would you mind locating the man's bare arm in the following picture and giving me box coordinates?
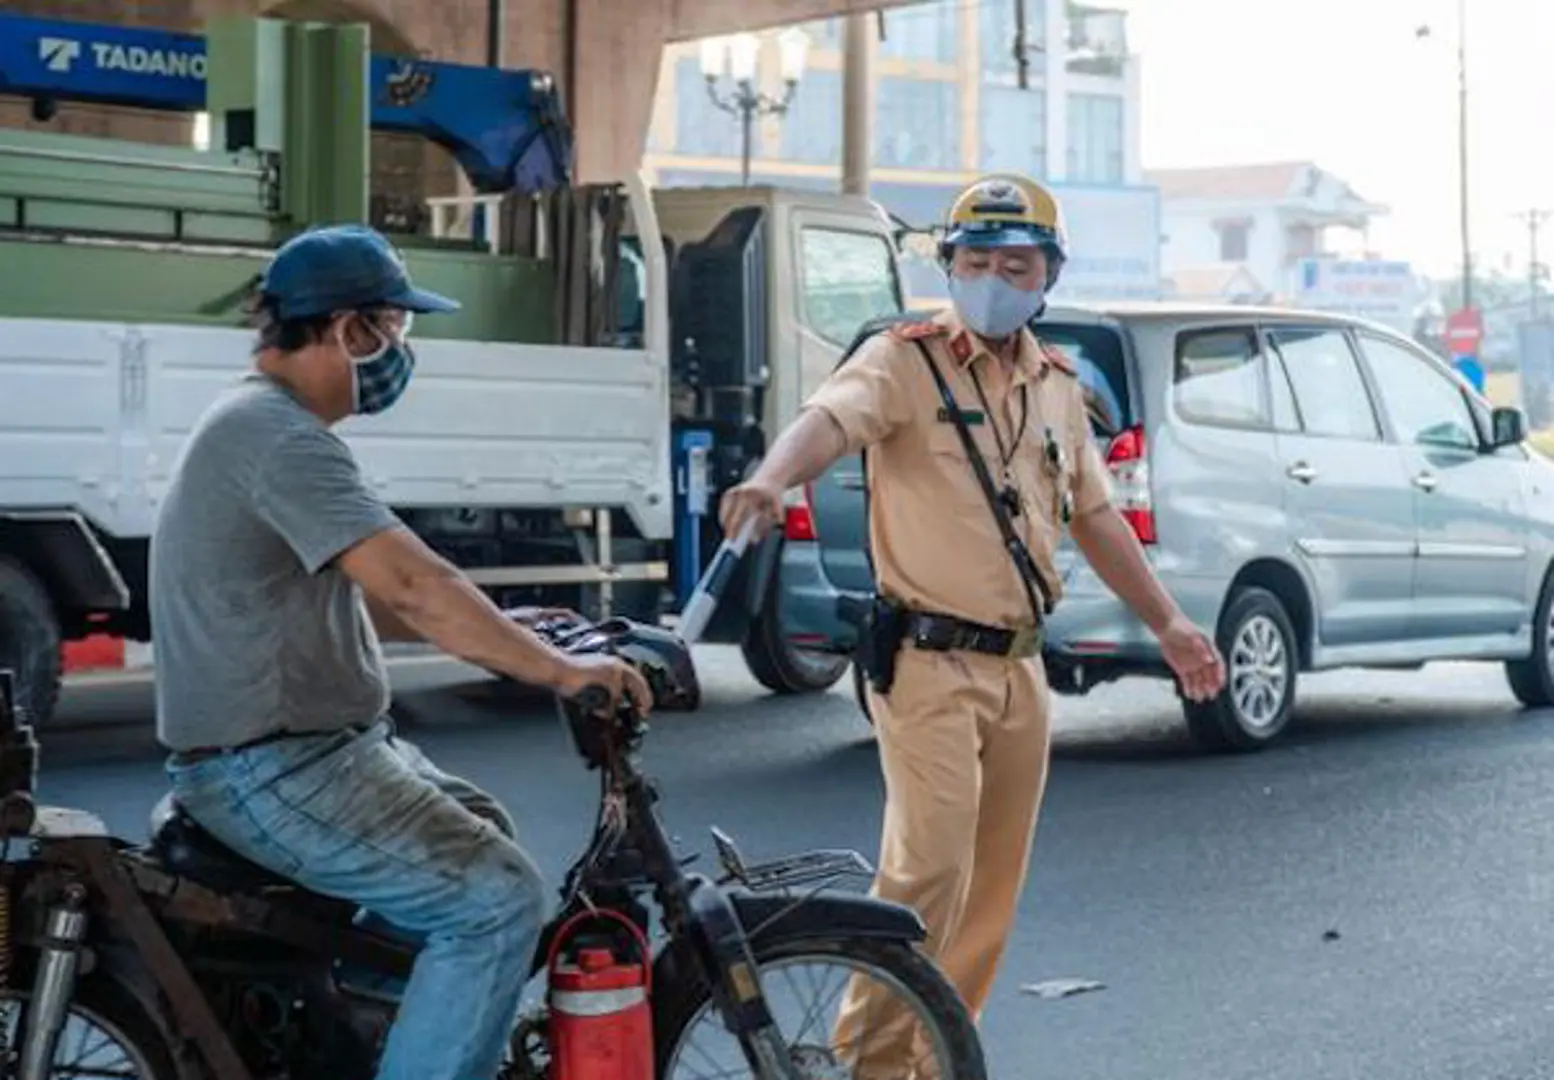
[337,525,568,687]
[750,408,849,490]
[720,409,850,538]
[364,593,423,643]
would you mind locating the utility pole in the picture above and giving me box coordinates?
[1455,0,1471,310]
[1416,0,1472,309]
[1515,209,1554,320]
[840,12,875,196]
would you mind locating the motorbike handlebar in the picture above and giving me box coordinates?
[568,683,614,715]
[558,681,647,770]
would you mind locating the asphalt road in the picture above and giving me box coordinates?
[38,650,1554,1080]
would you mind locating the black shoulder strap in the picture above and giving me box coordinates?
[910,340,1054,623]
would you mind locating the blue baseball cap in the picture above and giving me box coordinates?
[260,224,462,320]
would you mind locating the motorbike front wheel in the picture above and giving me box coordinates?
[653,934,986,1080]
[0,957,178,1078]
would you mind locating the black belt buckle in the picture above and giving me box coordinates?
[1007,625,1044,659]
[909,615,954,652]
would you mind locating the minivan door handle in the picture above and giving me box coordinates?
[1412,471,1439,492]
[1286,461,1318,484]
[836,473,865,491]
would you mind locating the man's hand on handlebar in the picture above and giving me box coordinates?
[504,605,580,628]
[555,654,653,718]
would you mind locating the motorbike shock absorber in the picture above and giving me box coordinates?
[18,883,89,1080]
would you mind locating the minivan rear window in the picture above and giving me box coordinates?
[1034,323,1132,439]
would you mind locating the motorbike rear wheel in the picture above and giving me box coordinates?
[653,934,986,1080]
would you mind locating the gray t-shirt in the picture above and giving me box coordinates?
[150,375,400,752]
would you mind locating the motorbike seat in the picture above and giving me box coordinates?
[147,793,296,894]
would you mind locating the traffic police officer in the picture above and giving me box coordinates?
[719,174,1226,1075]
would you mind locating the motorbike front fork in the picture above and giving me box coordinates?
[701,944,802,1080]
[15,884,89,1080]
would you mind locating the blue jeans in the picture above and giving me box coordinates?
[166,719,547,1080]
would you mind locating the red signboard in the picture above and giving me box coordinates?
[1445,307,1484,356]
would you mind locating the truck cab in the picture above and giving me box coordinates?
[627,185,909,695]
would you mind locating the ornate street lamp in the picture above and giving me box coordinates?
[700,28,810,185]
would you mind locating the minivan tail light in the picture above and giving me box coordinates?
[1105,425,1155,545]
[783,483,817,542]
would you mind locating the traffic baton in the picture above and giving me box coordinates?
[676,518,761,645]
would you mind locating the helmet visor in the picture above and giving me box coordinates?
[946,221,1059,250]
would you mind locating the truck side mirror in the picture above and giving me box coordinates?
[1491,405,1527,448]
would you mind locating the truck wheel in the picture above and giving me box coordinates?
[1182,586,1298,753]
[740,573,849,695]
[1505,565,1554,707]
[0,556,63,729]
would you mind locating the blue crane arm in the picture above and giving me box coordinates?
[0,12,573,194]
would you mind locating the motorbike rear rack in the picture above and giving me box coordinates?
[709,827,873,892]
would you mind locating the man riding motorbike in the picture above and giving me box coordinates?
[148,223,652,1080]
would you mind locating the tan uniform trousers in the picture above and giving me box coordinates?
[832,642,1053,1079]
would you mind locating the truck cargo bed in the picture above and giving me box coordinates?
[0,316,672,543]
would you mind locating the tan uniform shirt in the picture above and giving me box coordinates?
[803,307,1113,632]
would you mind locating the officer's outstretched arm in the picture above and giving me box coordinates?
[723,334,910,538]
[749,407,850,493]
[1069,507,1178,635]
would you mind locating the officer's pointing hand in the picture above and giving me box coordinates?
[718,480,785,542]
[1157,615,1227,703]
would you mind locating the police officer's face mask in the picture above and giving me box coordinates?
[949,271,1045,340]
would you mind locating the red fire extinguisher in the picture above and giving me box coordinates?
[546,908,654,1080]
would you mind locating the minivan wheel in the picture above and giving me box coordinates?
[740,569,850,695]
[1505,567,1554,708]
[1182,587,1298,752]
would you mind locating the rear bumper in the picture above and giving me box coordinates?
[775,540,860,653]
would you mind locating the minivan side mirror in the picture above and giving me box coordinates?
[1490,405,1527,448]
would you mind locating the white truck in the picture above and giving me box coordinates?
[0,174,911,728]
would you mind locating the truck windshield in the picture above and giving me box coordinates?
[1033,322,1132,440]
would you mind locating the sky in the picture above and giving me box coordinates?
[1106,0,1554,280]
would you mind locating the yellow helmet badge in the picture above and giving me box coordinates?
[940,174,1069,290]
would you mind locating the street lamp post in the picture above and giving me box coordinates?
[1417,0,1472,309]
[700,28,810,186]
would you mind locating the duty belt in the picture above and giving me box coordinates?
[904,611,1044,660]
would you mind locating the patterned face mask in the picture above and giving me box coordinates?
[343,312,416,416]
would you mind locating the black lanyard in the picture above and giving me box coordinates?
[966,364,1029,469]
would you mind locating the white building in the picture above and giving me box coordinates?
[1146,160,1389,302]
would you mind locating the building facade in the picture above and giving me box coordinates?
[1,0,1161,300]
[1148,161,1387,301]
[1146,160,1435,333]
[641,0,1162,302]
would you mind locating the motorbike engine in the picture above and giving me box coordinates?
[207,980,307,1075]
[211,974,395,1080]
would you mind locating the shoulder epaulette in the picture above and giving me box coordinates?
[1037,340,1077,376]
[888,320,949,342]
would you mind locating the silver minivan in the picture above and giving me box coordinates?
[778,302,1554,751]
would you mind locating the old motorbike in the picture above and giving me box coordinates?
[0,616,986,1079]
